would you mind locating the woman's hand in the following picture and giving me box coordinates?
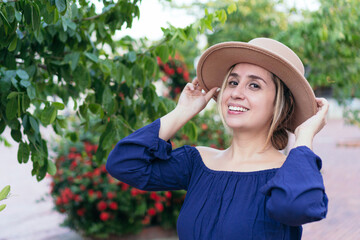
[159,78,219,141]
[293,98,329,149]
[176,78,219,117]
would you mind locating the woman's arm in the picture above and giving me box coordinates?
[260,98,329,226]
[106,78,218,191]
[260,146,328,226]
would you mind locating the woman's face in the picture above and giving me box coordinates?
[221,63,276,132]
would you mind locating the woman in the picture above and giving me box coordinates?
[106,38,329,239]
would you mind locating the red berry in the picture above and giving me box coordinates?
[100,212,110,221]
[109,202,118,210]
[155,202,164,212]
[147,208,156,216]
[97,201,107,211]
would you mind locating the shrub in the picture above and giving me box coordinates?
[50,129,185,238]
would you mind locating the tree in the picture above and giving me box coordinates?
[0,0,234,181]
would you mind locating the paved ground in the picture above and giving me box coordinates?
[301,119,360,240]
[0,103,359,239]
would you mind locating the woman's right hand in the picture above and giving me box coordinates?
[159,78,219,141]
[176,78,219,116]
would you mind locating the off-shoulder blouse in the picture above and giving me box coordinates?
[106,119,328,240]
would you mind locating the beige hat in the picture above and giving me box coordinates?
[196,38,317,133]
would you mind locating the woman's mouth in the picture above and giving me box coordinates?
[228,105,249,113]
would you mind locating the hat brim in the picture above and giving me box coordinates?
[196,42,317,133]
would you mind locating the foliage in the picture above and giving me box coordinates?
[50,120,186,237]
[200,0,289,45]
[173,105,232,150]
[157,54,190,99]
[284,0,360,99]
[0,185,10,212]
[0,0,233,181]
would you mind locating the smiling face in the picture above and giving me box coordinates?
[220,63,277,133]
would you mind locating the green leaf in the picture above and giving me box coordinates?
[101,130,116,150]
[0,74,12,93]
[55,0,67,14]
[0,10,11,29]
[16,70,29,80]
[144,57,156,76]
[84,52,98,63]
[155,45,169,63]
[64,52,80,71]
[6,5,15,23]
[66,131,79,142]
[183,121,197,141]
[47,160,57,175]
[0,185,10,201]
[56,118,67,128]
[31,2,41,31]
[227,3,237,14]
[29,116,39,134]
[89,103,102,115]
[0,205,6,212]
[216,9,227,24]
[18,142,30,164]
[132,64,145,86]
[23,2,32,25]
[15,10,21,22]
[41,106,57,125]
[0,119,5,134]
[52,102,65,110]
[7,92,19,99]
[27,85,36,100]
[127,51,137,63]
[22,95,30,112]
[8,36,17,52]
[102,85,114,113]
[20,80,31,88]
[11,129,22,142]
[6,98,17,120]
[79,103,87,118]
[37,165,47,181]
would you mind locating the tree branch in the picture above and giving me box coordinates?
[38,64,47,70]
[73,3,119,23]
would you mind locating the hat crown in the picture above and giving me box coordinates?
[248,38,305,75]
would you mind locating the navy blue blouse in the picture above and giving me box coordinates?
[106,119,328,240]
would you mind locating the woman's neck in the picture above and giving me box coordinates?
[226,128,276,163]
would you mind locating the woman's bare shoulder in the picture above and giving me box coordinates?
[195,146,224,161]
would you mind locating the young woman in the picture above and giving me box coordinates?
[106,38,329,239]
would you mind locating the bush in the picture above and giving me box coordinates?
[50,127,186,238]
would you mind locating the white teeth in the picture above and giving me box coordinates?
[228,106,249,112]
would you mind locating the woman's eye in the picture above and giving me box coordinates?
[228,80,238,86]
[249,83,260,89]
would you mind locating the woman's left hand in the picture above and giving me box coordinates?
[293,98,329,149]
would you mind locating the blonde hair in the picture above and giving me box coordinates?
[217,66,295,150]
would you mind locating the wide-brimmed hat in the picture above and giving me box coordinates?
[196,37,317,133]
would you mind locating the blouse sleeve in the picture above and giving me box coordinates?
[106,118,193,191]
[259,146,328,226]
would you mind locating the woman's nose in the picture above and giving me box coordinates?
[230,85,246,99]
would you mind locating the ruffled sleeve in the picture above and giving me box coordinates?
[106,119,193,191]
[259,146,328,226]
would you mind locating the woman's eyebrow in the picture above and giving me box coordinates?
[248,75,267,85]
[229,72,239,79]
[229,72,267,85]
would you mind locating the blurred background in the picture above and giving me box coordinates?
[1,0,360,239]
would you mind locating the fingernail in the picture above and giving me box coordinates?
[216,88,221,92]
